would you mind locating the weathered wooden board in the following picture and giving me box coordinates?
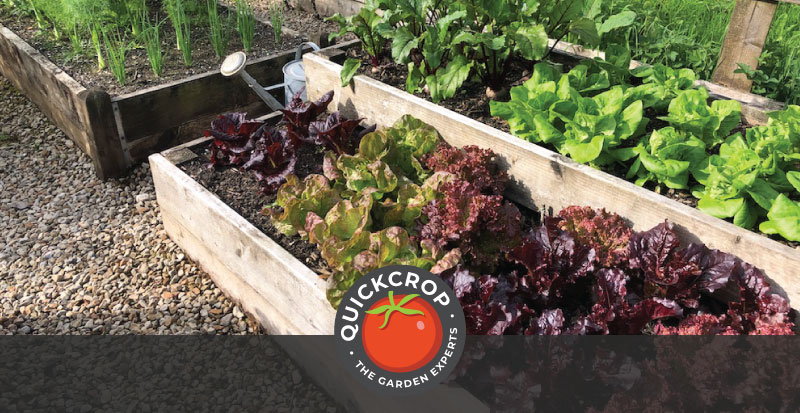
[304,52,800,307]
[712,0,778,92]
[150,133,487,412]
[287,0,365,17]
[151,152,335,335]
[548,39,785,124]
[0,26,88,153]
[315,0,365,17]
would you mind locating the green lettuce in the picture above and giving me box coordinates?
[628,127,707,190]
[659,88,741,147]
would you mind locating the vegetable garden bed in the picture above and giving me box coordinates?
[151,93,793,411]
[149,112,486,412]
[302,50,800,308]
[0,2,354,179]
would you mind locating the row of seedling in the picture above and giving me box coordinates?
[0,0,286,85]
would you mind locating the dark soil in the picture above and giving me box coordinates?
[181,142,333,276]
[350,47,800,248]
[241,0,342,36]
[0,4,335,96]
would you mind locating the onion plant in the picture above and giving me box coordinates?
[268,0,284,44]
[141,14,164,77]
[90,22,106,70]
[166,0,192,66]
[207,0,230,59]
[102,28,128,85]
[236,0,255,52]
[127,0,147,38]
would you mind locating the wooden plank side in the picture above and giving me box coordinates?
[81,89,128,179]
[547,39,785,124]
[304,53,800,306]
[314,0,365,17]
[126,99,271,163]
[0,25,93,158]
[161,209,486,412]
[150,154,336,335]
[113,49,299,144]
[286,0,365,17]
[712,0,778,92]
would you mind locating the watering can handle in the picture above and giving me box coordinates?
[295,42,321,61]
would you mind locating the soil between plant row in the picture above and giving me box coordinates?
[347,47,800,250]
[0,5,335,96]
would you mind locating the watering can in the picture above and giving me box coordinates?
[220,42,322,111]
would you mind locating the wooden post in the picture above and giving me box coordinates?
[712,0,779,92]
[81,89,128,180]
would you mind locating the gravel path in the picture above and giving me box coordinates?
[0,76,257,335]
[0,74,342,409]
[0,74,244,335]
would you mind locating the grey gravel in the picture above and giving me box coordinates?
[0,75,343,409]
[0,74,256,335]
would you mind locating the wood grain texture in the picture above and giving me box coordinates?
[712,0,778,92]
[304,52,800,307]
[81,89,128,179]
[150,154,336,335]
[113,49,297,143]
[0,25,92,158]
[314,0,365,17]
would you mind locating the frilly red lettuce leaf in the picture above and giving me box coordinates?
[509,218,597,298]
[423,144,509,195]
[421,180,522,268]
[558,206,633,267]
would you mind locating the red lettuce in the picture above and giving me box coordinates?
[206,113,264,166]
[242,126,298,192]
[420,180,522,268]
[280,89,334,145]
[558,206,633,267]
[441,266,533,335]
[509,217,597,298]
[423,144,509,195]
[309,111,375,155]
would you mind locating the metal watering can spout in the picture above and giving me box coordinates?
[220,51,285,111]
[219,42,321,111]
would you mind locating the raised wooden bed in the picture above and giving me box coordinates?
[302,50,800,307]
[0,19,357,179]
[148,114,485,412]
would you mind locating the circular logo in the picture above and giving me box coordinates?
[334,265,466,394]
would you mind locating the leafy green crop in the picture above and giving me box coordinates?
[452,0,548,90]
[659,88,741,148]
[627,63,697,111]
[327,0,386,86]
[627,127,707,190]
[491,62,644,165]
[269,115,460,306]
[692,134,781,229]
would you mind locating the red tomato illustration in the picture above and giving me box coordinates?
[362,291,443,373]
